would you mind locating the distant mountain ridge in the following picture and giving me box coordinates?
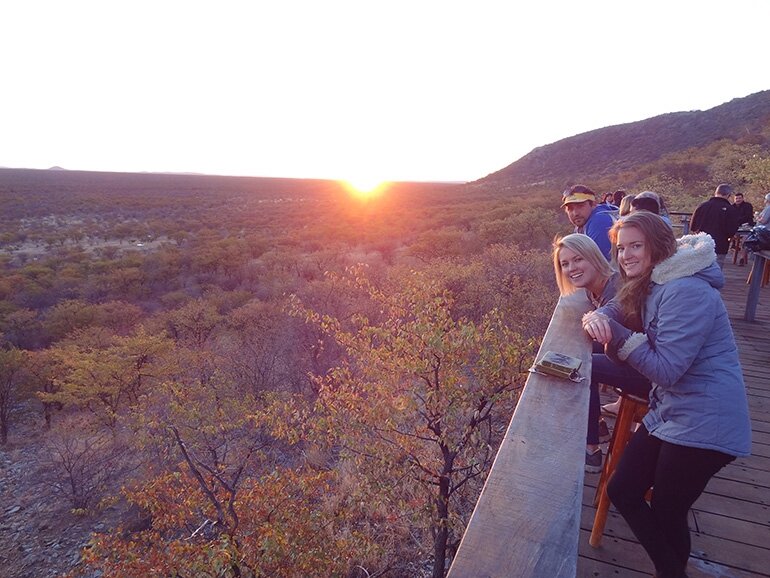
[480,89,770,189]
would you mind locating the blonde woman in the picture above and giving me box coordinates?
[553,234,627,471]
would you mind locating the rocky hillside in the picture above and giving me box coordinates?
[480,89,770,189]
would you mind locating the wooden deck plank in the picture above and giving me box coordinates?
[578,258,770,577]
[703,477,770,505]
[692,510,770,549]
[579,489,770,576]
[752,431,770,445]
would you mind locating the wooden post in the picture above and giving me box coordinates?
[446,292,593,578]
[744,251,769,322]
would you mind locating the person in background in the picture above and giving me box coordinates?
[553,233,625,472]
[618,194,635,217]
[602,191,616,206]
[561,185,616,261]
[757,193,770,226]
[613,189,627,208]
[583,212,751,578]
[631,191,672,226]
[732,192,754,227]
[690,183,740,268]
[732,192,755,265]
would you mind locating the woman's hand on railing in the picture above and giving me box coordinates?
[582,311,612,344]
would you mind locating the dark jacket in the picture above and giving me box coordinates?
[690,196,738,255]
[733,201,754,227]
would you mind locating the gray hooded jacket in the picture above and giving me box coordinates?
[599,233,751,457]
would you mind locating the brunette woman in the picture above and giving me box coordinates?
[583,212,751,578]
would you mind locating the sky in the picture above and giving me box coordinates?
[2,1,769,185]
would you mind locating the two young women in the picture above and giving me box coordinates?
[556,212,751,578]
[554,233,650,473]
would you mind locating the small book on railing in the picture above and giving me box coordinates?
[531,351,583,382]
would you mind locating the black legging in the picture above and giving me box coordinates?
[607,425,734,578]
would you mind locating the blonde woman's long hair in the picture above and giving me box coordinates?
[610,212,677,331]
[618,194,635,216]
[553,233,615,296]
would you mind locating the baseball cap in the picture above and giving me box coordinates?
[561,185,596,207]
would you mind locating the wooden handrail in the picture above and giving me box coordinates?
[447,292,593,578]
[668,211,692,235]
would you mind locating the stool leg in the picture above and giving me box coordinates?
[590,398,637,548]
[747,259,757,285]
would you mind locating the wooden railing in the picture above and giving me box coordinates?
[446,292,593,578]
[668,211,692,235]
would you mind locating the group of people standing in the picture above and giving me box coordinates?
[690,183,768,266]
[554,184,752,578]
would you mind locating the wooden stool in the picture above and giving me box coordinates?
[589,391,648,548]
[746,256,770,288]
[730,235,743,264]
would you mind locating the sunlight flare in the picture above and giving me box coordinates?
[342,178,386,198]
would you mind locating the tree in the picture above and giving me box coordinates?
[0,347,26,444]
[162,298,223,349]
[43,328,173,428]
[220,300,291,396]
[40,414,132,510]
[26,349,62,429]
[80,466,377,578]
[742,154,770,202]
[0,307,41,349]
[43,299,99,343]
[290,266,536,578]
[80,366,385,577]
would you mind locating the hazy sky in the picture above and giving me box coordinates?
[2,0,769,184]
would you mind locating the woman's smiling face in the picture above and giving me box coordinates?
[616,226,652,278]
[559,246,600,289]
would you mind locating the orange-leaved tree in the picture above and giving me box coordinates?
[79,467,379,578]
[79,368,384,577]
[290,265,537,578]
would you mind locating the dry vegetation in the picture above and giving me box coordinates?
[0,169,561,578]
[1,135,769,578]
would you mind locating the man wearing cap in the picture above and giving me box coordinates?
[561,184,616,260]
[690,183,740,267]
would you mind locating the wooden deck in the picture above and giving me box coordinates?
[578,258,770,578]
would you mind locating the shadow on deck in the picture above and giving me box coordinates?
[578,258,770,578]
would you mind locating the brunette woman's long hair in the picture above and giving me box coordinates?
[610,212,677,331]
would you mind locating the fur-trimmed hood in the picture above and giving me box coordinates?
[651,233,722,288]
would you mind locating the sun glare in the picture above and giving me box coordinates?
[343,178,386,198]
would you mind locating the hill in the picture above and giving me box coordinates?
[479,89,770,191]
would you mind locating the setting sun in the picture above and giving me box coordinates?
[342,178,387,198]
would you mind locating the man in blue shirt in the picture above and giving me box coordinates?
[561,184,616,260]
